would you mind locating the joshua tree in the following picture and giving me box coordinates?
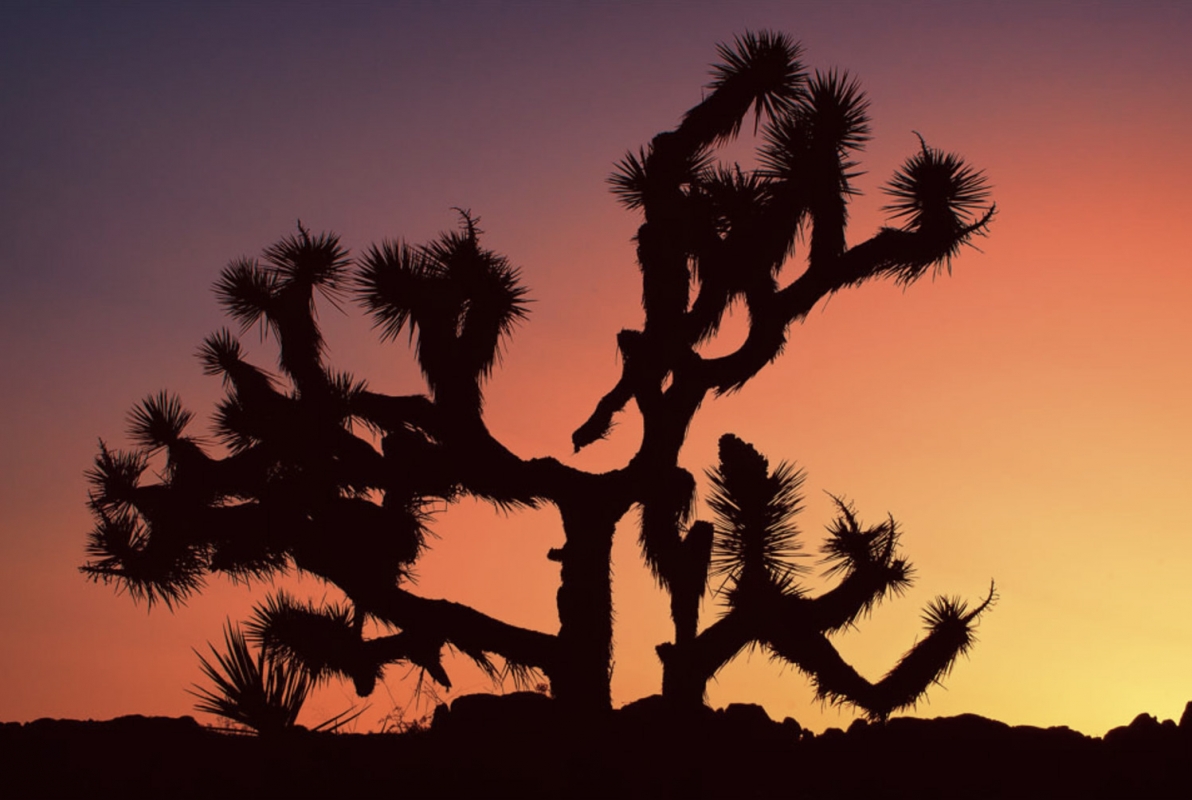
[83,32,995,720]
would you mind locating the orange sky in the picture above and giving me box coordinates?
[2,1,1190,736]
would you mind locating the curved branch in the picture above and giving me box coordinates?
[312,567,562,684]
[765,583,996,719]
[571,330,643,452]
[804,559,911,634]
[697,209,993,393]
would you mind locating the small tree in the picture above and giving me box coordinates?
[83,32,995,721]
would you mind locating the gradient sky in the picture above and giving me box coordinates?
[2,0,1190,736]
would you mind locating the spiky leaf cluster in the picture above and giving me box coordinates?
[84,221,532,706]
[885,137,991,231]
[708,434,806,593]
[85,442,146,510]
[190,622,312,734]
[759,70,870,185]
[82,504,207,608]
[610,145,714,211]
[213,226,350,385]
[692,30,807,143]
[591,31,992,413]
[356,214,529,407]
[678,435,992,720]
[82,227,439,609]
[821,496,912,591]
[245,591,381,691]
[127,391,195,452]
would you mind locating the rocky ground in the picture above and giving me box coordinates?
[4,694,1190,798]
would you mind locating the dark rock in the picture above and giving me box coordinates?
[847,716,869,735]
[720,701,771,723]
[616,693,668,722]
[4,703,1191,798]
[1130,711,1161,730]
[818,725,846,741]
[1104,712,1169,749]
[431,701,451,729]
[718,702,772,735]
[780,715,804,741]
[441,690,556,733]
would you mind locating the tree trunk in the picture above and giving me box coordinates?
[553,505,617,713]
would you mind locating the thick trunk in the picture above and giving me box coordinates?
[658,642,705,708]
[660,611,751,708]
[553,505,617,713]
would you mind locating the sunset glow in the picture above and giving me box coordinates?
[2,1,1190,736]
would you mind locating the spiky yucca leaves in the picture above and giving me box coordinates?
[759,70,870,266]
[199,329,286,453]
[882,135,993,281]
[821,497,900,576]
[215,225,350,321]
[808,585,996,719]
[213,258,278,331]
[677,166,772,344]
[262,224,352,297]
[760,70,870,183]
[356,214,529,409]
[190,621,312,735]
[607,148,649,210]
[686,30,806,144]
[127,391,194,452]
[83,443,209,607]
[85,442,147,511]
[813,496,915,632]
[214,226,350,389]
[82,504,207,608]
[662,436,992,718]
[246,591,383,695]
[637,466,697,586]
[581,30,996,443]
[791,498,988,718]
[693,164,771,241]
[885,136,991,231]
[87,227,426,609]
[125,391,217,498]
[609,145,714,211]
[708,434,806,597]
[198,328,277,397]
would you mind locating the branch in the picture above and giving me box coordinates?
[804,559,911,634]
[765,583,996,719]
[658,608,753,686]
[352,391,438,435]
[355,581,562,682]
[571,330,642,451]
[697,209,993,393]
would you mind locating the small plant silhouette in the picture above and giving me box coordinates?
[190,622,312,735]
[84,30,996,722]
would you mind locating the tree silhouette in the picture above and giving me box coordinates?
[83,31,995,722]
